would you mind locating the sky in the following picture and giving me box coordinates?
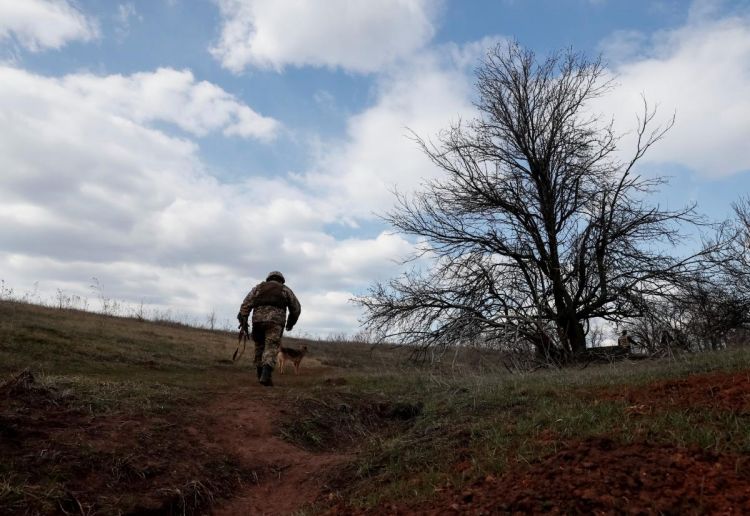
[1,0,749,336]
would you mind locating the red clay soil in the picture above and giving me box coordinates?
[328,370,750,515]
[0,371,244,514]
[0,370,349,515]
[209,388,350,516]
[606,369,750,414]
[329,438,750,515]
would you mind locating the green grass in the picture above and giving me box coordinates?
[0,299,405,514]
[282,347,750,510]
[3,299,750,513]
[0,300,264,514]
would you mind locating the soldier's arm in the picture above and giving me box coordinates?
[238,285,261,318]
[283,286,301,330]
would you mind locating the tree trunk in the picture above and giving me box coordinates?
[559,318,587,355]
[532,331,561,363]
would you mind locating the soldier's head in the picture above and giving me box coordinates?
[621,329,628,336]
[266,270,285,284]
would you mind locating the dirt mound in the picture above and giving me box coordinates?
[0,371,251,515]
[331,437,750,514]
[0,369,83,445]
[0,369,36,396]
[0,367,351,515]
[441,438,750,514]
[609,369,750,414]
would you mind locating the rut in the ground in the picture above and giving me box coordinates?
[208,389,348,516]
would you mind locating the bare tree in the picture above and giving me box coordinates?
[711,196,750,293]
[726,197,750,338]
[206,308,217,331]
[358,42,705,359]
[676,196,750,349]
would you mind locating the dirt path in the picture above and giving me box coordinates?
[208,385,348,516]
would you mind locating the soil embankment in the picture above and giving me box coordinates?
[210,387,349,515]
[326,368,750,515]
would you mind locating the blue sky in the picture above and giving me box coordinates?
[1,0,749,335]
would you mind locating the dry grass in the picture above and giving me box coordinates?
[283,347,750,511]
[3,299,749,514]
[0,300,263,513]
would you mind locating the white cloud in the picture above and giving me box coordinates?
[0,65,411,334]
[298,290,363,336]
[313,89,335,109]
[281,232,415,285]
[302,39,501,218]
[687,0,725,21]
[598,29,648,64]
[596,7,750,177]
[0,0,99,51]
[60,67,280,140]
[210,0,439,73]
[115,3,142,41]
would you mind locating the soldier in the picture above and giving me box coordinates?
[617,329,634,352]
[237,271,301,386]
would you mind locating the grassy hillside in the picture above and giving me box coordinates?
[2,299,750,514]
[286,346,750,513]
[0,300,342,514]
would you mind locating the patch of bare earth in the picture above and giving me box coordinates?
[328,369,750,515]
[411,438,750,515]
[209,387,350,516]
[0,371,250,514]
[1,370,349,515]
[329,439,750,515]
[611,369,750,414]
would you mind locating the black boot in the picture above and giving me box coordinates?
[256,366,263,380]
[259,365,273,386]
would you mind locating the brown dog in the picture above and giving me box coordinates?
[277,345,308,375]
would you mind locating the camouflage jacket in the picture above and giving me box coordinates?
[239,280,301,328]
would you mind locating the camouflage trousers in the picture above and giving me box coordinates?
[251,321,284,368]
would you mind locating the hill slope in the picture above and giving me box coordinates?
[2,300,750,514]
[0,300,355,514]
